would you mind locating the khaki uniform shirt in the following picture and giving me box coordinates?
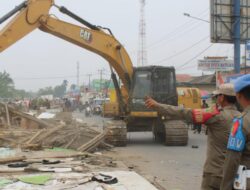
[220,105,250,190]
[157,104,240,177]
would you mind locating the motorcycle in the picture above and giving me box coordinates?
[78,103,85,112]
[93,106,102,115]
[85,106,91,117]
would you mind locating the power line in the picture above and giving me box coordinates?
[151,35,209,65]
[149,22,206,51]
[147,9,209,50]
[147,21,195,48]
[13,72,111,81]
[177,17,241,71]
[129,8,209,55]
[13,67,113,79]
[177,44,214,69]
[215,44,222,56]
[178,65,197,70]
[14,75,77,80]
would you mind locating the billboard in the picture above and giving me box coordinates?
[210,0,250,43]
[246,40,250,66]
[198,58,234,71]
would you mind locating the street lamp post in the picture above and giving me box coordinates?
[184,11,241,74]
[183,13,209,23]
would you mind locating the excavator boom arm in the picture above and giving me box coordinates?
[0,0,53,52]
[39,16,133,92]
[0,0,133,95]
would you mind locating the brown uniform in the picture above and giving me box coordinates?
[156,104,240,190]
[220,106,250,190]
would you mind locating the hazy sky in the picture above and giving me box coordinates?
[0,0,238,91]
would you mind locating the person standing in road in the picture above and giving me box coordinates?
[202,99,209,109]
[220,74,250,190]
[201,99,209,135]
[145,83,240,190]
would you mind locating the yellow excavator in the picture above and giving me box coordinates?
[0,0,188,146]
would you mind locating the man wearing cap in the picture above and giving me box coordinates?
[220,74,250,190]
[145,83,240,190]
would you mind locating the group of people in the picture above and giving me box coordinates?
[145,74,250,190]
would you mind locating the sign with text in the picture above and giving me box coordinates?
[198,58,234,71]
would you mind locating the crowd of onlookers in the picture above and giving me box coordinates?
[6,98,55,112]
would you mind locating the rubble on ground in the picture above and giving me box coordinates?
[0,102,159,189]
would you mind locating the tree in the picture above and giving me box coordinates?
[70,84,76,91]
[0,71,14,98]
[53,80,68,98]
[37,86,54,96]
[13,89,33,99]
[53,85,65,98]
[63,80,68,87]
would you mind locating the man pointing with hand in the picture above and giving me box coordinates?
[145,84,240,190]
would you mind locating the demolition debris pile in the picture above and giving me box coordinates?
[0,102,159,190]
[0,102,107,152]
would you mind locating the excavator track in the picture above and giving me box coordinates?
[164,120,188,146]
[104,120,127,147]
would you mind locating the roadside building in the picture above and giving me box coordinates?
[177,74,216,93]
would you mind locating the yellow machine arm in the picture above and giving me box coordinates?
[0,0,133,98]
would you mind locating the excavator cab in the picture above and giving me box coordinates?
[127,67,175,126]
[129,66,177,113]
[127,66,188,146]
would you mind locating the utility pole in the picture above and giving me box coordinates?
[233,0,241,74]
[86,74,92,90]
[76,61,79,87]
[98,69,105,92]
[137,0,147,67]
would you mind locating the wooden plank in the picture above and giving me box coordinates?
[0,167,24,173]
[0,102,52,128]
[25,129,46,144]
[5,103,10,127]
[77,129,107,152]
[0,136,18,144]
[64,134,79,148]
[0,156,26,164]
[30,152,90,159]
[36,125,64,141]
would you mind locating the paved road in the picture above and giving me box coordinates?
[108,131,207,190]
[73,112,207,190]
[73,111,109,128]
